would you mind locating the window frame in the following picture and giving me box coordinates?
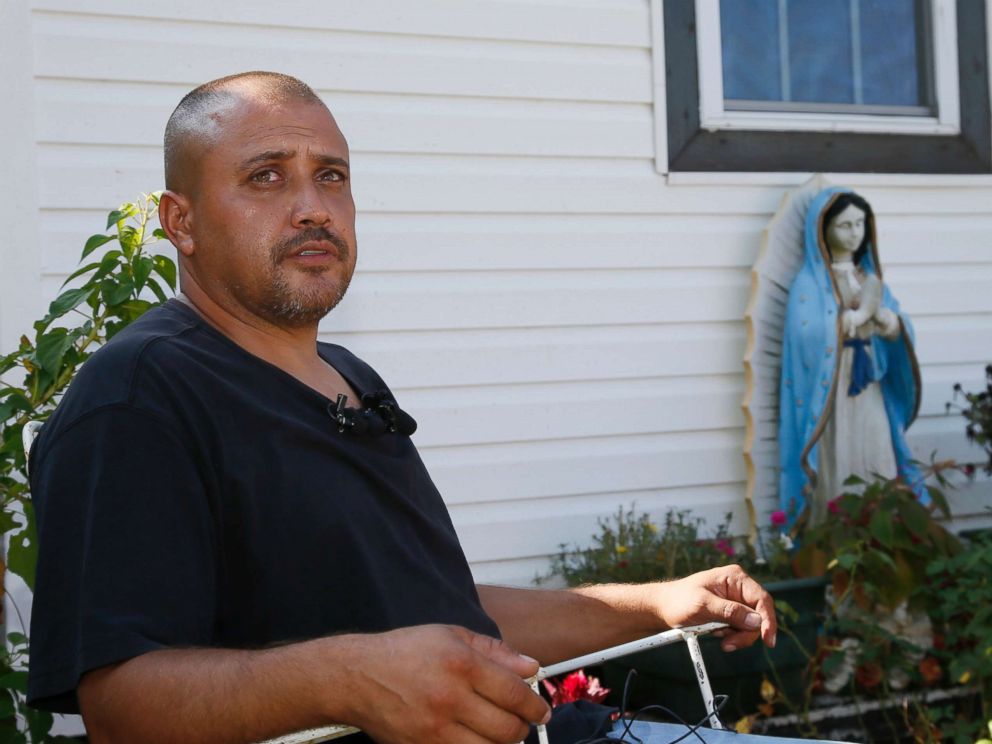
[698,0,959,136]
[659,0,991,173]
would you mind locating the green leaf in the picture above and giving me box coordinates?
[152,255,177,291]
[929,486,952,519]
[897,500,930,538]
[118,225,140,258]
[81,233,115,260]
[6,509,38,590]
[870,509,895,548]
[116,299,153,321]
[837,552,858,570]
[101,279,134,306]
[24,704,54,740]
[106,202,137,230]
[0,671,28,694]
[48,286,93,317]
[152,228,169,241]
[6,632,27,647]
[133,256,154,291]
[60,260,103,289]
[0,690,15,720]
[105,208,129,230]
[145,277,169,304]
[35,330,74,375]
[0,392,32,422]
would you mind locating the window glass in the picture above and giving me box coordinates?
[720,0,781,100]
[720,0,930,111]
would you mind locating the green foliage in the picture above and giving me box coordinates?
[950,365,992,475]
[544,506,739,586]
[925,532,992,738]
[0,193,174,741]
[794,463,961,612]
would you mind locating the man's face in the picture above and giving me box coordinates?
[183,97,357,327]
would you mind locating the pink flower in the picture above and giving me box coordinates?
[827,498,841,515]
[542,670,610,708]
[770,510,787,527]
[714,538,735,557]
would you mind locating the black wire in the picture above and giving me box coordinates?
[574,668,729,744]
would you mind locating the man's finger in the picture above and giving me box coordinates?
[460,629,541,679]
[707,597,767,637]
[738,579,778,647]
[470,659,550,727]
[719,629,759,652]
[455,689,537,744]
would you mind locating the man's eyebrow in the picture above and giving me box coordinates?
[237,150,350,171]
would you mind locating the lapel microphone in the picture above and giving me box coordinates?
[327,391,418,437]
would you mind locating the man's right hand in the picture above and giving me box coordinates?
[343,625,550,744]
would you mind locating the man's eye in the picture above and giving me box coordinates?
[250,169,280,183]
[319,170,347,183]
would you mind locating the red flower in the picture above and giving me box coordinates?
[932,633,945,650]
[714,538,735,557]
[770,510,787,526]
[855,662,883,690]
[827,498,841,515]
[616,560,629,569]
[542,670,610,708]
[918,656,942,685]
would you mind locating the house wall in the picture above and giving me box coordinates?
[2,0,990,592]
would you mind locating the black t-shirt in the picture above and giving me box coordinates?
[27,299,499,715]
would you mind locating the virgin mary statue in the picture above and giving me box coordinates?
[778,187,927,529]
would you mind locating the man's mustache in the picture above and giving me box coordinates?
[272,228,350,261]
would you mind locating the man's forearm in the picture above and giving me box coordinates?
[79,636,362,744]
[78,624,551,744]
[478,566,777,667]
[477,584,660,666]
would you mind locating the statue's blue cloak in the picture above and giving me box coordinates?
[778,187,926,529]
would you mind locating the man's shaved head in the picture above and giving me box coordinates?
[164,71,327,192]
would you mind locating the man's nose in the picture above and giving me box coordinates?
[290,185,332,227]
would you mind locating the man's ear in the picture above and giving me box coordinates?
[159,190,195,257]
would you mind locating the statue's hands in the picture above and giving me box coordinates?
[650,565,777,652]
[842,308,869,337]
[873,307,901,340]
[349,625,549,744]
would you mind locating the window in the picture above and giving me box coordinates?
[662,0,991,172]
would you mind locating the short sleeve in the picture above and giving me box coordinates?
[27,405,218,713]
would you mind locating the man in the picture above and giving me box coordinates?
[27,72,776,744]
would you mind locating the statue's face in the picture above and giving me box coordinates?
[825,203,866,261]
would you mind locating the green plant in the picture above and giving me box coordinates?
[924,533,992,742]
[949,365,992,475]
[0,193,175,741]
[795,464,961,611]
[544,505,738,586]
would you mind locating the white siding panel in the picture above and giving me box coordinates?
[403,375,744,448]
[35,80,654,158]
[422,431,746,505]
[31,0,651,48]
[332,324,745,389]
[32,13,652,103]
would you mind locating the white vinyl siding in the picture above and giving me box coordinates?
[2,0,990,595]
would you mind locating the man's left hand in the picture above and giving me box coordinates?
[649,565,777,652]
